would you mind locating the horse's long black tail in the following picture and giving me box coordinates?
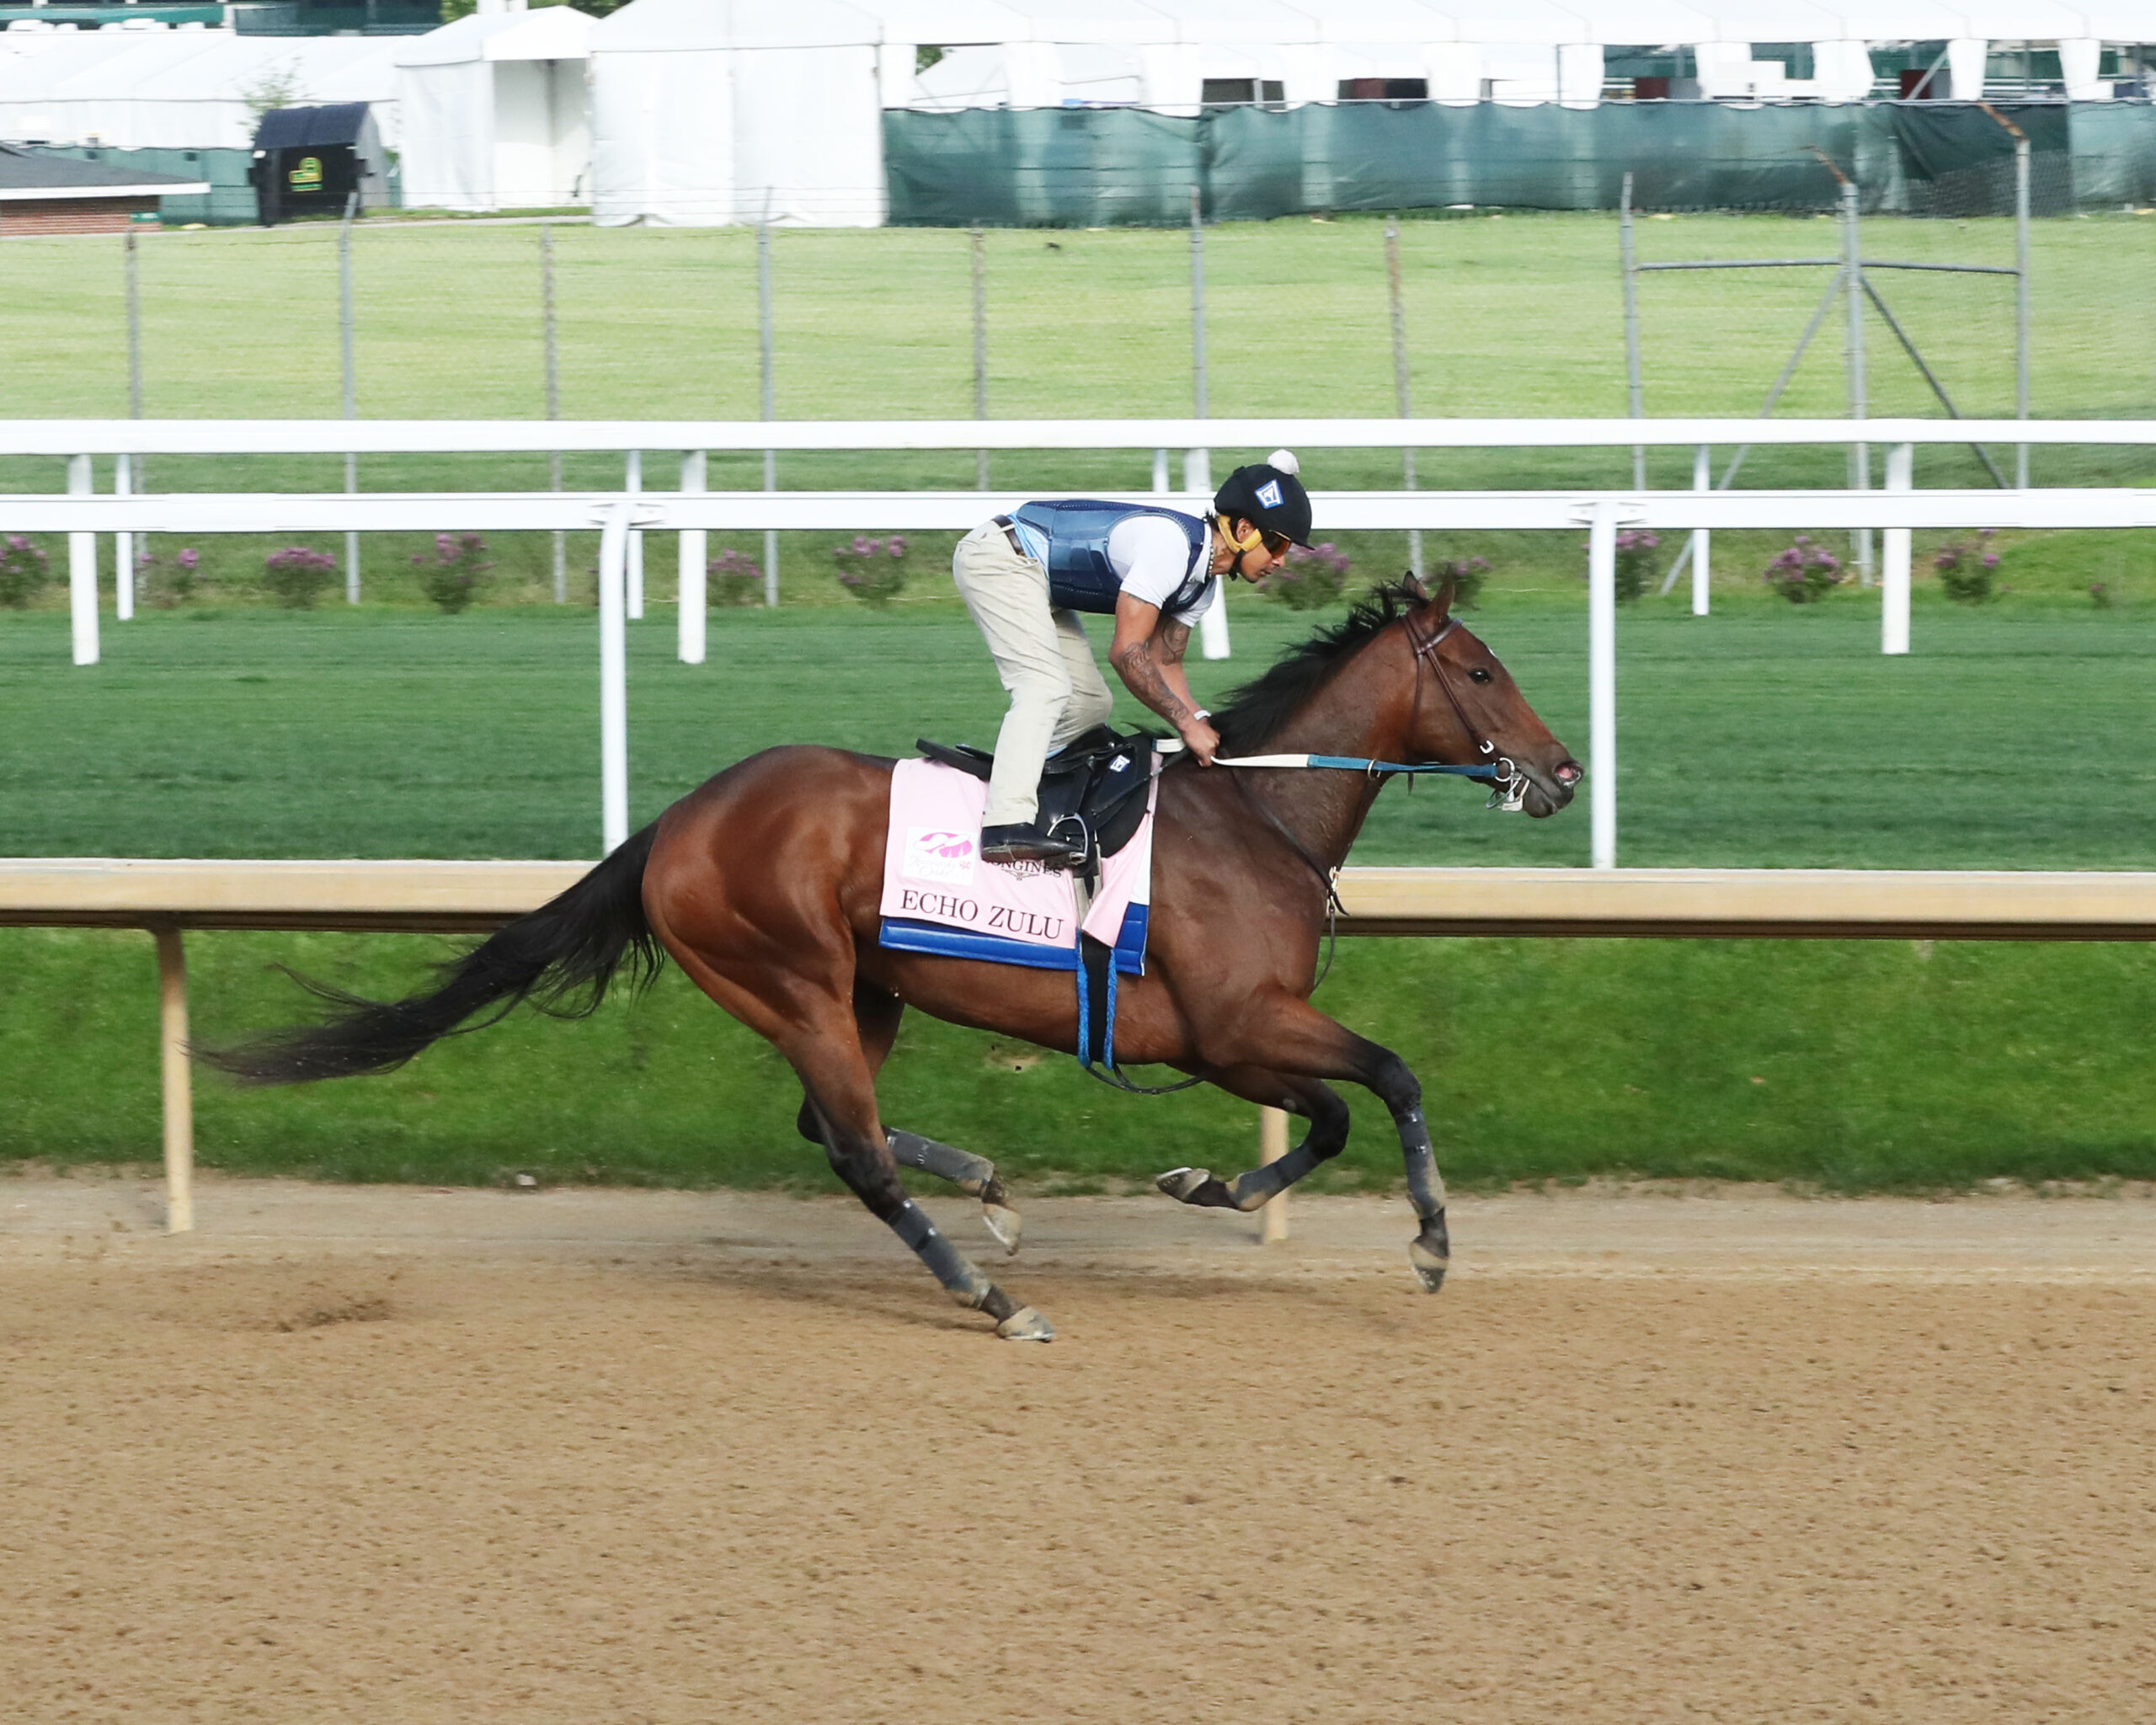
[204,825,664,1087]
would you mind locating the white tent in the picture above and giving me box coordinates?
[0,26,403,152]
[395,4,595,211]
[901,0,2156,109]
[587,0,886,227]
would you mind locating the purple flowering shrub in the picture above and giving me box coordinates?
[136,545,201,610]
[1763,536,1846,605]
[262,545,339,609]
[1260,542,1351,610]
[707,547,765,607]
[1613,530,1661,602]
[1430,553,1492,609]
[1933,530,2002,605]
[833,534,909,607]
[412,532,493,614]
[0,534,52,609]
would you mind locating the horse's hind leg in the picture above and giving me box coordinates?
[792,982,1022,1254]
[1156,1068,1351,1212]
[675,957,1051,1340]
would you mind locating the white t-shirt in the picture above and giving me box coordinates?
[1104,513,1215,623]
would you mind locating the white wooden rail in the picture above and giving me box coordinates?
[12,419,2156,863]
[5,859,2153,1237]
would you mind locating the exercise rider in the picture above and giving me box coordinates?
[951,450,1315,868]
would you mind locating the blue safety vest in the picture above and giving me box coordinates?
[1008,499,1215,617]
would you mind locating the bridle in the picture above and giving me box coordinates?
[1402,606,1528,812]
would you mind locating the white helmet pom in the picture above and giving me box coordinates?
[1266,448,1299,476]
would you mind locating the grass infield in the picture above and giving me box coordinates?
[2,585,2151,1192]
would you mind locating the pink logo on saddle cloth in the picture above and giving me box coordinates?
[903,825,977,886]
[881,757,1156,953]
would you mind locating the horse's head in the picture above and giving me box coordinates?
[1398,573,1582,819]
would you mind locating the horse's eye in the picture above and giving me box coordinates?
[1468,668,1493,684]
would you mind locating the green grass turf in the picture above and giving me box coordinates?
[2,211,2152,1191]
[2,211,2151,494]
[2,588,2153,1192]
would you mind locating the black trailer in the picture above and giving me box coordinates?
[249,103,388,226]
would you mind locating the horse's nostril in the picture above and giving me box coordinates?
[1554,761,1583,786]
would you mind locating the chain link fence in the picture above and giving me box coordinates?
[0,200,2147,601]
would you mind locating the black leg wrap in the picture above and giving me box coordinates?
[1398,1107,1451,1294]
[886,1198,994,1309]
[887,1129,995,1198]
[1158,1140,1326,1214]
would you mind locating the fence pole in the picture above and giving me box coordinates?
[598,502,632,854]
[679,449,706,665]
[971,224,990,490]
[1882,441,1913,655]
[68,452,98,667]
[1588,501,1617,871]
[1257,1105,1289,1243]
[339,192,360,605]
[1188,184,1229,660]
[2015,133,2031,489]
[1385,216,1423,577]
[625,449,643,618]
[1620,171,1646,491]
[1689,442,1710,615]
[1841,179,1872,583]
[121,229,141,610]
[542,222,565,602]
[152,922,194,1234]
[760,212,779,607]
[115,453,133,621]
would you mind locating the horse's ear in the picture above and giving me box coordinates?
[1428,571,1458,619]
[1401,569,1430,604]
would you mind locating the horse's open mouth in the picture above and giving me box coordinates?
[1517,758,1583,820]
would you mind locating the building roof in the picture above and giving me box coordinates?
[0,138,205,196]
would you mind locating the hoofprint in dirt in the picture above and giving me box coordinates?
[3,1183,2151,1725]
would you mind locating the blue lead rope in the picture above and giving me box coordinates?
[1171,745,1502,781]
[1291,754,1501,780]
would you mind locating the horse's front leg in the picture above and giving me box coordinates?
[1155,996,1449,1291]
[1156,1067,1352,1211]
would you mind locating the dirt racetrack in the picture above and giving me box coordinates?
[4,1178,2153,1723]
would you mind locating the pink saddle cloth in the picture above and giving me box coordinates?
[877,756,1157,974]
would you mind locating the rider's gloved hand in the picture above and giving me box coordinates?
[1179,712,1221,766]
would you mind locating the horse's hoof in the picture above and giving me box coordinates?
[982,1201,1022,1257]
[1409,1236,1450,1294]
[1157,1167,1239,1209]
[996,1305,1054,1342]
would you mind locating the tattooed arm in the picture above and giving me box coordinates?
[1109,595,1219,765]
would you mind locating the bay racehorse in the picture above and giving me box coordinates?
[209,575,1580,1339]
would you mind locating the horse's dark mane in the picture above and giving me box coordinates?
[1213,576,1427,753]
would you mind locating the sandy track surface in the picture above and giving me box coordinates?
[3,1178,2153,1723]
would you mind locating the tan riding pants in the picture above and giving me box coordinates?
[951,521,1116,827]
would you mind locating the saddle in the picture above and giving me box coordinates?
[915,725,1157,873]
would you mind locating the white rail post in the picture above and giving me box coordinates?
[1588,500,1618,871]
[1151,448,1170,493]
[624,450,644,620]
[1185,446,1229,660]
[1882,441,1913,657]
[68,454,98,666]
[678,450,707,665]
[1689,443,1711,616]
[115,452,134,621]
[598,503,632,854]
[152,921,194,1234]
[1257,1105,1289,1243]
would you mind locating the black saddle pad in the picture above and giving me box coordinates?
[915,725,1156,863]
